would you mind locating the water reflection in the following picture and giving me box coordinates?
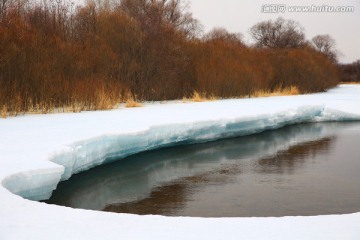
[103,137,333,215]
[256,137,334,174]
[47,122,360,217]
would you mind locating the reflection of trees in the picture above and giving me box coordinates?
[103,165,242,216]
[103,137,336,216]
[256,137,335,174]
[103,181,188,215]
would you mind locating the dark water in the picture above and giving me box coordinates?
[46,122,360,217]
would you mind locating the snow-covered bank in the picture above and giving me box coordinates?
[1,84,360,239]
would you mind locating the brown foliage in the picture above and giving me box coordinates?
[267,48,339,93]
[0,1,340,116]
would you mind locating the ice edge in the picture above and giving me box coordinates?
[3,104,360,202]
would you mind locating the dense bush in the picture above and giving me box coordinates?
[0,0,339,115]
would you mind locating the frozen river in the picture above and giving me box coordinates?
[47,122,360,217]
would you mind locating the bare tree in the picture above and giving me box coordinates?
[0,0,28,18]
[250,17,306,49]
[204,27,244,46]
[0,0,9,16]
[119,0,201,38]
[312,34,338,63]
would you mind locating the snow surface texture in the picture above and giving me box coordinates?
[0,84,360,240]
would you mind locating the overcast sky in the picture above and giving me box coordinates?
[189,0,360,63]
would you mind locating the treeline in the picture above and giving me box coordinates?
[0,0,339,115]
[338,61,360,83]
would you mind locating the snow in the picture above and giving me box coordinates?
[0,84,360,240]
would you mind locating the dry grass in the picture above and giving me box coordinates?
[207,94,219,101]
[191,91,207,102]
[1,106,7,118]
[69,102,85,113]
[341,82,360,84]
[1,94,122,117]
[251,86,300,98]
[26,100,56,114]
[0,85,305,118]
[125,96,143,108]
[96,88,119,110]
[183,91,219,103]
